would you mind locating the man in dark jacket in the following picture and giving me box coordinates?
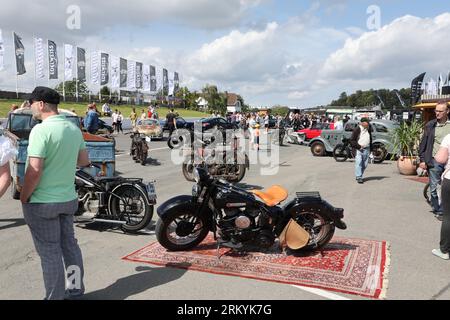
[419,101,450,219]
[349,118,372,184]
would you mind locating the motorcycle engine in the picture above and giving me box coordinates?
[218,208,274,247]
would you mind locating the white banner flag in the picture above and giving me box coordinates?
[0,30,4,71]
[91,51,100,85]
[155,67,162,91]
[64,44,74,80]
[34,38,45,79]
[143,64,150,91]
[127,60,136,90]
[110,55,120,88]
[168,74,175,96]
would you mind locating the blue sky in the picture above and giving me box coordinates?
[1,0,450,108]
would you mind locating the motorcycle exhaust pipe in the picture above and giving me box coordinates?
[92,218,127,225]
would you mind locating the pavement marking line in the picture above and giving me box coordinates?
[292,285,352,300]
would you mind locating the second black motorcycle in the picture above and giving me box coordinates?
[155,168,346,252]
[129,132,150,165]
[333,138,387,163]
[75,165,156,233]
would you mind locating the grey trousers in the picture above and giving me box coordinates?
[440,179,450,253]
[22,199,85,300]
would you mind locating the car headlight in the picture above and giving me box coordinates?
[193,168,200,183]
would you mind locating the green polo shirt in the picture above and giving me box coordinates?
[433,121,450,157]
[27,115,86,203]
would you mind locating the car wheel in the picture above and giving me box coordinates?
[310,142,326,157]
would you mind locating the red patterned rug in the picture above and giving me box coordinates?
[123,234,390,299]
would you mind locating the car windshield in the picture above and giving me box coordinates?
[141,120,159,126]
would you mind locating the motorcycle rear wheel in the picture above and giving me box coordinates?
[110,186,153,232]
[182,161,196,182]
[292,209,335,251]
[333,144,349,162]
[156,206,209,251]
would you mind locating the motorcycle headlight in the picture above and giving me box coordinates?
[193,168,201,183]
[192,184,201,197]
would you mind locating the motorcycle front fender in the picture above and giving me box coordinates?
[156,195,215,230]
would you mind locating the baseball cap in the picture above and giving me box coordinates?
[360,117,370,123]
[28,86,60,105]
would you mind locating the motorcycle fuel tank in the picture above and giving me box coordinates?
[214,188,256,210]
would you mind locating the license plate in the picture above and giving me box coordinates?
[146,182,157,201]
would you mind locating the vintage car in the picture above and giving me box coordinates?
[135,118,163,139]
[160,116,194,133]
[5,107,116,199]
[308,119,399,157]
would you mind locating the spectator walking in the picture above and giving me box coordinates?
[20,86,90,300]
[116,111,124,134]
[130,108,137,129]
[166,109,177,136]
[432,132,450,259]
[349,118,372,184]
[111,109,119,132]
[419,101,450,220]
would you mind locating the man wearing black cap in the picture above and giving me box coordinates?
[349,118,373,184]
[20,86,90,300]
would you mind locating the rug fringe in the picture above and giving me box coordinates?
[379,242,391,300]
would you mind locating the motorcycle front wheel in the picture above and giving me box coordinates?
[333,144,349,162]
[156,206,210,251]
[110,186,153,232]
[292,209,335,251]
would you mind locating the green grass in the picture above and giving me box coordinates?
[0,99,209,118]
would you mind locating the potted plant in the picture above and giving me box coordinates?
[390,119,423,175]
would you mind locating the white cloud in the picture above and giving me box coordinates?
[321,13,450,83]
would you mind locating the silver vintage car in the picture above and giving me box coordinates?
[308,119,399,158]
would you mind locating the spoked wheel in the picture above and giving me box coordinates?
[372,145,387,164]
[333,144,349,162]
[293,209,335,251]
[227,164,246,182]
[182,160,196,182]
[110,186,153,232]
[156,208,209,251]
[424,182,441,207]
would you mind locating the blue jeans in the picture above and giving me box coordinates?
[355,148,370,179]
[429,159,445,213]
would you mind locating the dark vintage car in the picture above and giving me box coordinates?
[197,117,239,131]
[160,116,194,133]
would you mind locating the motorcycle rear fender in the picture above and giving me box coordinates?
[283,199,347,230]
[156,195,214,230]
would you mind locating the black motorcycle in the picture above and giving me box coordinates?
[75,165,156,233]
[333,138,387,163]
[155,168,346,252]
[128,132,150,165]
[181,136,249,183]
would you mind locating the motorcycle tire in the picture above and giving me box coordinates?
[155,204,210,251]
[332,144,349,162]
[109,186,153,233]
[424,182,441,207]
[372,145,387,164]
[168,135,183,149]
[182,161,196,182]
[229,164,246,183]
[291,208,335,252]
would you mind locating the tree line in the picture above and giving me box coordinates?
[329,88,412,110]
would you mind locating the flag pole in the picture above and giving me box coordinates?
[75,47,78,102]
[63,43,66,102]
[33,35,37,90]
[47,39,50,88]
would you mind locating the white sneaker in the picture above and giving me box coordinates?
[432,249,450,260]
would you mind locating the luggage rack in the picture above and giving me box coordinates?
[296,192,321,201]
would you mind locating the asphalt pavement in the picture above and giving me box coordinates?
[0,130,449,300]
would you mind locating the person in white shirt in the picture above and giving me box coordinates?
[111,109,119,133]
[349,118,372,184]
[432,133,450,259]
[334,116,344,131]
[102,103,111,116]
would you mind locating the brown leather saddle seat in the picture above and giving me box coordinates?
[251,185,289,207]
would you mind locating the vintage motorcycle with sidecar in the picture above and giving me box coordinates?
[155,168,346,252]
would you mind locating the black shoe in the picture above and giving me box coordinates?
[434,214,444,221]
[357,178,364,184]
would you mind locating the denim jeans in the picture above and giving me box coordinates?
[440,178,450,253]
[355,147,370,179]
[429,158,445,213]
